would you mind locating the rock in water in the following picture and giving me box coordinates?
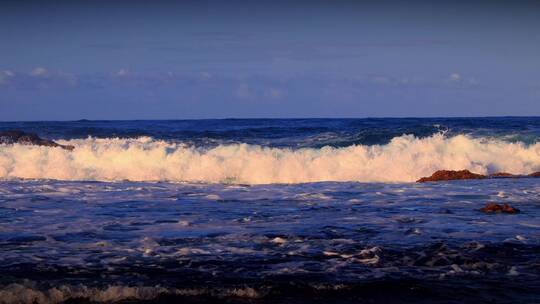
[0,130,74,151]
[416,170,486,183]
[489,172,517,178]
[529,172,540,177]
[479,203,520,214]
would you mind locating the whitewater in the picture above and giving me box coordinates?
[0,133,539,184]
[1,118,540,303]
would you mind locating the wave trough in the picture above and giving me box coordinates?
[0,134,539,184]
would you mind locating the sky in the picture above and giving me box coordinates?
[1,0,539,120]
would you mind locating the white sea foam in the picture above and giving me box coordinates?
[0,134,539,184]
[0,283,263,304]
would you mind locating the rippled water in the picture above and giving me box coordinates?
[1,118,539,303]
[1,178,539,303]
[1,117,540,147]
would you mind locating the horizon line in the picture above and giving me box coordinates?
[1,115,540,123]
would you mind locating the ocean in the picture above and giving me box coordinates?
[0,117,539,303]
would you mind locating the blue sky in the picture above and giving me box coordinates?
[1,0,539,120]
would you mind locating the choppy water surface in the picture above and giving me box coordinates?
[0,118,539,303]
[0,179,539,303]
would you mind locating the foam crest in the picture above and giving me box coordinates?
[0,134,539,184]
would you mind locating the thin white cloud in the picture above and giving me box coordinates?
[370,75,391,84]
[0,70,15,85]
[268,88,283,99]
[115,68,129,77]
[200,72,212,79]
[57,72,78,86]
[446,73,479,87]
[236,83,253,99]
[450,73,461,82]
[30,67,49,77]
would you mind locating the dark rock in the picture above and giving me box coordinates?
[0,130,74,151]
[529,172,540,177]
[489,172,517,178]
[416,170,486,183]
[479,203,520,214]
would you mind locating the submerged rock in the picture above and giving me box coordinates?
[479,203,520,214]
[0,130,74,151]
[416,170,486,183]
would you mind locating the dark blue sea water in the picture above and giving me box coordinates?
[0,118,539,303]
[2,117,540,147]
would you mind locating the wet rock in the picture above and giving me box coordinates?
[416,170,486,183]
[479,203,520,214]
[0,130,74,151]
[529,172,540,177]
[489,172,517,178]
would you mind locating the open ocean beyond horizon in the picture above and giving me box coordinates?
[0,117,539,303]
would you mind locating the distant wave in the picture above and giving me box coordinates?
[0,134,539,184]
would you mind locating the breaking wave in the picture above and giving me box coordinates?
[0,134,539,184]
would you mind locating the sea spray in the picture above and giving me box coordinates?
[0,134,539,184]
